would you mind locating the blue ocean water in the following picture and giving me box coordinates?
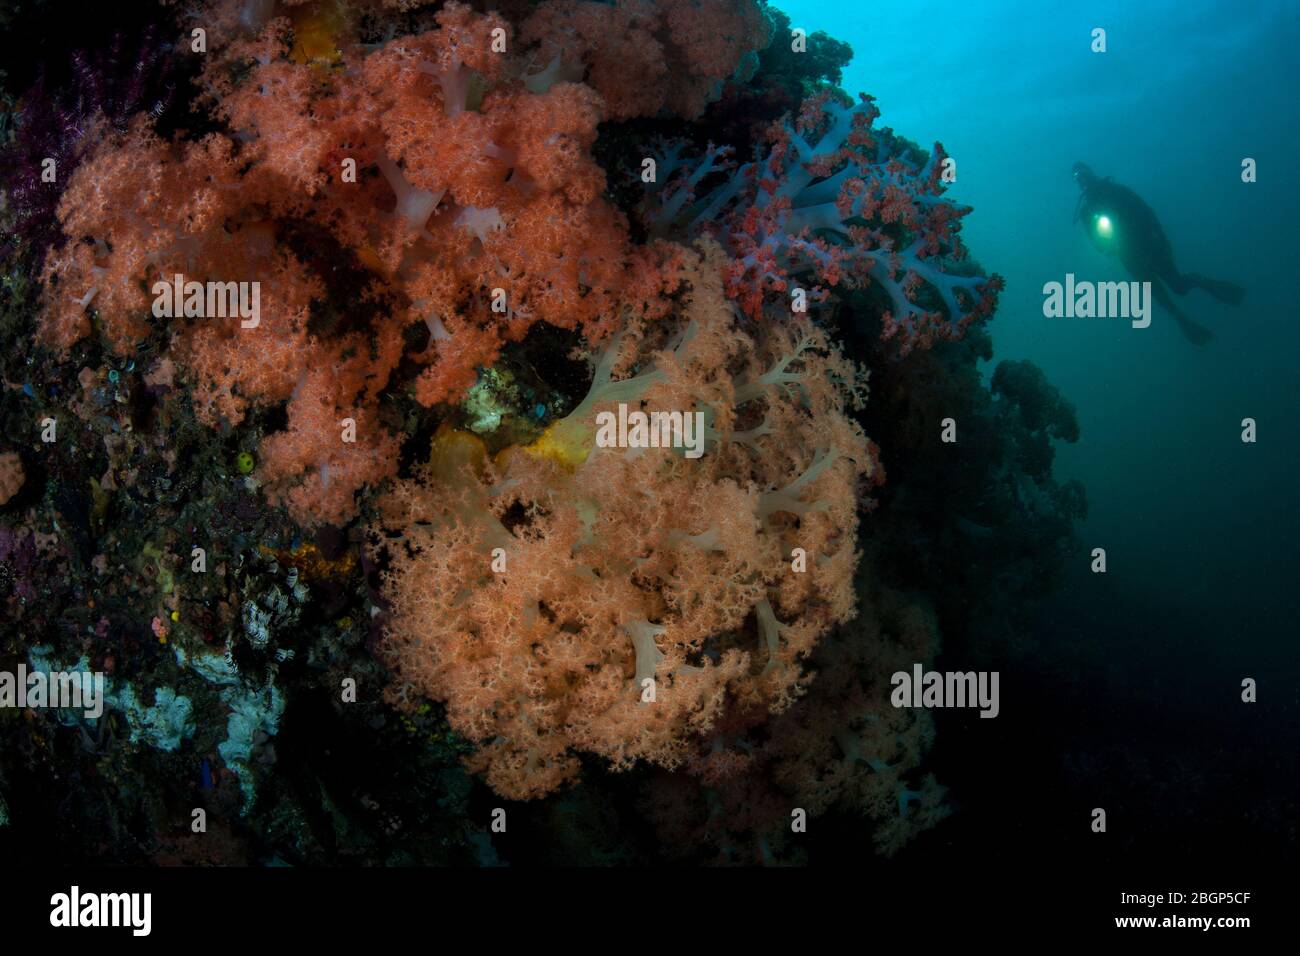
[782,0,1300,682]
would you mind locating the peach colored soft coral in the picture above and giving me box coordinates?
[639,569,948,863]
[372,243,875,799]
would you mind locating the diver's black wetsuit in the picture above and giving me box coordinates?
[1072,163,1244,344]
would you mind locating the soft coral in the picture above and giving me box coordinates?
[519,0,771,121]
[643,93,1004,356]
[37,4,683,525]
[373,243,876,799]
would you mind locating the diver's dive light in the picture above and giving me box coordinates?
[1093,213,1114,240]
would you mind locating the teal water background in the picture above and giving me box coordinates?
[782,0,1299,683]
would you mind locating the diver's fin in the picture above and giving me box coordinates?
[1152,278,1214,345]
[1185,273,1246,305]
[1171,311,1214,346]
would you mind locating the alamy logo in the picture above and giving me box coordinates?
[0,664,103,718]
[151,274,261,328]
[595,402,706,459]
[891,664,1000,718]
[50,886,151,936]
[1042,273,1151,328]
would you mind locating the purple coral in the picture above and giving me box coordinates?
[641,93,1004,354]
[0,526,39,604]
[0,25,180,265]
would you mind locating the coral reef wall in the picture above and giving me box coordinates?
[0,0,1081,865]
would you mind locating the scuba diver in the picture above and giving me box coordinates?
[1072,162,1244,344]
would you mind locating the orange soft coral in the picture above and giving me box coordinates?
[38,4,681,524]
[257,341,400,527]
[520,0,771,120]
[372,244,875,799]
[222,9,672,400]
